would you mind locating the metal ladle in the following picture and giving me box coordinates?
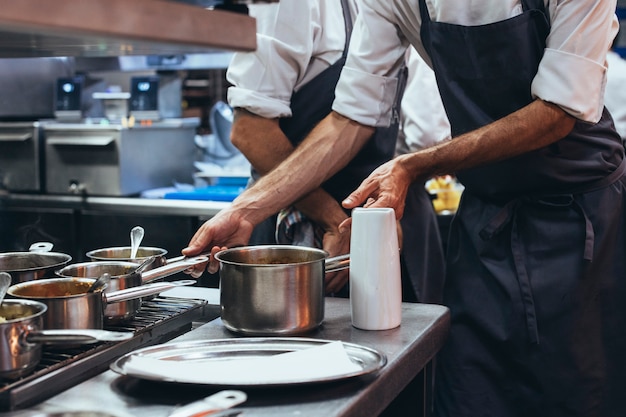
[0,272,10,306]
[130,226,145,259]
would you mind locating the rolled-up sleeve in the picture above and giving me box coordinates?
[334,67,400,127]
[227,1,345,119]
[532,0,618,123]
[332,1,409,127]
[532,49,606,122]
[334,0,618,126]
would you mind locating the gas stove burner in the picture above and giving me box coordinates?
[0,296,210,411]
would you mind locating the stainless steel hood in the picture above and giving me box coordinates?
[73,52,236,73]
[0,0,257,58]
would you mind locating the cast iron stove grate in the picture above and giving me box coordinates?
[0,295,208,411]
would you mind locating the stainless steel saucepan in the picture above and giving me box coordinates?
[0,299,132,380]
[215,245,349,336]
[85,246,169,269]
[6,277,196,330]
[54,255,208,323]
[0,242,72,285]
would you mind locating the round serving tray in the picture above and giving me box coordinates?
[110,337,387,387]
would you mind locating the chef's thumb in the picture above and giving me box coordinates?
[182,245,200,257]
[338,217,352,234]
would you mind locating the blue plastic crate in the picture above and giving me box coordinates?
[163,185,245,202]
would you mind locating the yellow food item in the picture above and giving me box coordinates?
[432,198,445,213]
[427,175,463,214]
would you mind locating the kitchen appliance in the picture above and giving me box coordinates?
[0,58,73,121]
[43,118,199,196]
[129,74,182,121]
[54,76,106,122]
[91,91,131,122]
[0,122,46,192]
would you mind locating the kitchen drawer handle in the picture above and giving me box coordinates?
[47,136,115,146]
[0,132,32,142]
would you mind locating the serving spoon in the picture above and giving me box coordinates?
[130,226,145,259]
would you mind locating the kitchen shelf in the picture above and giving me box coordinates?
[0,0,256,58]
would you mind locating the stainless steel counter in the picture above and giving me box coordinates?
[0,193,229,218]
[3,298,450,417]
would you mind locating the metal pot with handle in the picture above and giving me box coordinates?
[54,255,208,323]
[6,277,196,330]
[85,246,169,270]
[0,242,72,285]
[0,299,132,380]
[215,245,349,336]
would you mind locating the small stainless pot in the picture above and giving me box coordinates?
[0,299,132,380]
[54,255,208,323]
[85,246,170,304]
[85,246,168,270]
[215,245,349,336]
[0,242,72,285]
[6,278,196,330]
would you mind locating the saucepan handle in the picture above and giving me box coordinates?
[140,255,209,284]
[325,254,350,273]
[25,329,133,344]
[105,279,197,304]
[29,242,54,253]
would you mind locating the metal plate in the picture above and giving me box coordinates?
[110,337,387,387]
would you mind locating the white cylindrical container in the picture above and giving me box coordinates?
[349,207,402,330]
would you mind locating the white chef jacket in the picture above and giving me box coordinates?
[396,47,450,154]
[227,0,358,119]
[605,50,626,140]
[334,0,619,128]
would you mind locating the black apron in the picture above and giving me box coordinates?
[248,0,401,206]
[419,0,626,415]
[249,0,445,303]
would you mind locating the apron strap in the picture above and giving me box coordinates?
[521,0,550,26]
[509,213,540,344]
[340,0,353,59]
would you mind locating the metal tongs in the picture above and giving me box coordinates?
[168,390,247,417]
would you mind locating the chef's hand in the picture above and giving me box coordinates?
[182,208,254,277]
[341,157,413,220]
[322,227,351,294]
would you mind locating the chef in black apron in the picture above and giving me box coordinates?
[238,0,445,302]
[339,0,626,415]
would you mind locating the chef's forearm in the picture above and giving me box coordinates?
[231,108,294,175]
[231,111,375,226]
[232,109,353,229]
[399,99,576,182]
